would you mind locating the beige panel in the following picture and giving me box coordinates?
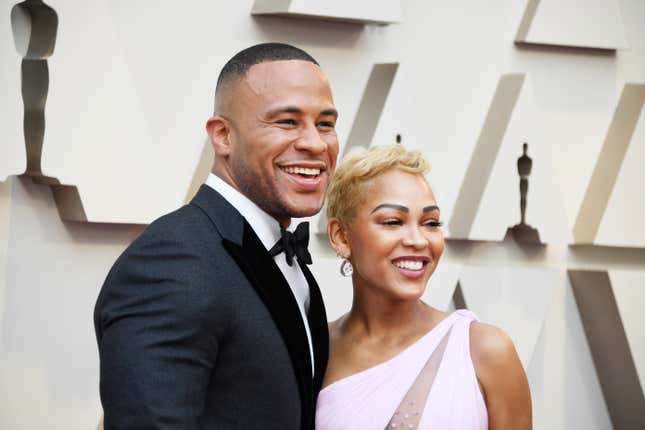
[421,263,463,312]
[448,74,525,239]
[609,270,645,395]
[527,278,612,430]
[569,270,645,429]
[470,75,571,244]
[0,179,12,341]
[596,98,645,247]
[516,0,627,50]
[459,265,560,368]
[1,3,26,181]
[574,84,645,244]
[0,177,143,430]
[252,0,402,25]
[317,63,398,232]
[184,138,214,203]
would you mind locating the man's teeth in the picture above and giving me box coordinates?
[393,260,424,270]
[282,166,321,176]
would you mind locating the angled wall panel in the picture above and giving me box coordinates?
[516,0,628,50]
[569,270,645,429]
[0,179,12,341]
[471,75,571,243]
[450,74,571,243]
[528,279,613,430]
[421,263,463,312]
[608,270,645,396]
[595,93,645,247]
[574,84,645,245]
[35,0,223,223]
[317,63,398,232]
[252,0,402,25]
[459,266,560,369]
[448,74,525,239]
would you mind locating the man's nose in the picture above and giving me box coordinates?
[294,122,327,154]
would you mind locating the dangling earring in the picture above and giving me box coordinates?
[340,252,353,277]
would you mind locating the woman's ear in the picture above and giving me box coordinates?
[206,115,232,157]
[328,217,350,258]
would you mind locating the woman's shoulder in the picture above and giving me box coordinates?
[469,321,518,370]
[467,321,532,428]
[468,320,526,403]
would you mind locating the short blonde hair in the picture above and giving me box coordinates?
[326,145,430,224]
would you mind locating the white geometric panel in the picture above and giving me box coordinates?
[42,0,173,223]
[574,84,645,246]
[1,3,26,181]
[459,265,561,369]
[516,0,628,50]
[467,75,571,243]
[596,99,645,247]
[527,279,613,430]
[370,63,425,152]
[448,74,526,240]
[252,0,402,25]
[609,270,645,393]
[317,62,399,233]
[0,179,12,340]
[421,262,462,312]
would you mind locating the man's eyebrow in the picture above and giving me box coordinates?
[321,108,338,119]
[423,205,440,213]
[370,203,409,214]
[265,106,339,119]
[266,106,303,117]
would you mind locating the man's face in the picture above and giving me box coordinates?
[222,60,339,225]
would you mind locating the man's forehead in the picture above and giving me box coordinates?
[244,60,329,94]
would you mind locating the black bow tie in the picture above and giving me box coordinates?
[268,222,313,267]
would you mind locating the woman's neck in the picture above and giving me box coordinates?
[340,285,433,343]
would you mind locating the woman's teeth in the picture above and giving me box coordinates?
[282,166,321,176]
[393,260,424,271]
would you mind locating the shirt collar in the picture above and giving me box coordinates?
[205,173,282,251]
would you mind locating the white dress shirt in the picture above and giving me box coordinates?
[205,173,314,373]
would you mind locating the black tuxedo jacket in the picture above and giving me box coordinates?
[94,185,329,429]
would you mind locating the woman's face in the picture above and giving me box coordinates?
[345,169,445,301]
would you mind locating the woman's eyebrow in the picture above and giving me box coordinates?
[423,205,440,213]
[370,203,409,214]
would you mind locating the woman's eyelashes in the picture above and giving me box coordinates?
[381,219,403,226]
[424,220,443,228]
[378,218,443,228]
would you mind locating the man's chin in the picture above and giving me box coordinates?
[283,196,325,218]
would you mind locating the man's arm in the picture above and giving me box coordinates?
[95,224,219,429]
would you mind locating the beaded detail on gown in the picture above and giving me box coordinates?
[315,310,488,430]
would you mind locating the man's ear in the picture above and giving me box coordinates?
[328,217,351,258]
[206,115,232,157]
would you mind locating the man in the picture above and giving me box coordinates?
[94,43,339,429]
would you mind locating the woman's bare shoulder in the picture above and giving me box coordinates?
[469,321,517,367]
[468,321,532,428]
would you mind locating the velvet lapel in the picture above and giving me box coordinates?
[299,261,330,396]
[190,185,313,428]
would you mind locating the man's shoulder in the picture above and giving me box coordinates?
[145,203,214,239]
[112,203,225,271]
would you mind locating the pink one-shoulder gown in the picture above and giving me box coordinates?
[316,310,488,429]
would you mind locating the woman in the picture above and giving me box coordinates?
[316,145,531,429]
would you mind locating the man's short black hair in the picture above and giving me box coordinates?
[216,43,319,90]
